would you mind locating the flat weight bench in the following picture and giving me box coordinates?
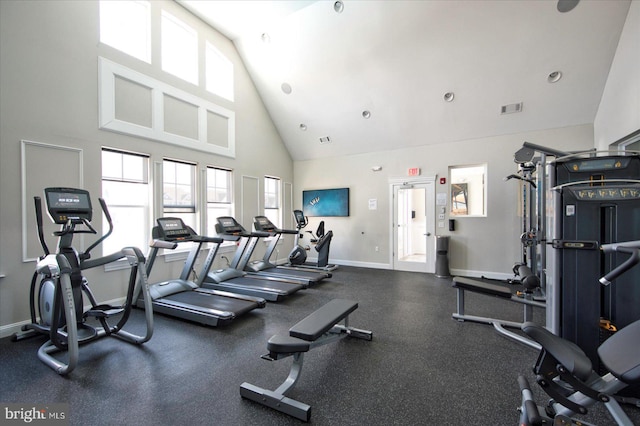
[240,299,373,422]
[452,276,545,349]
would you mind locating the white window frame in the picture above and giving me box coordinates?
[206,166,234,240]
[101,148,151,271]
[264,176,281,228]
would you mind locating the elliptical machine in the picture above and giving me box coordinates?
[289,210,337,271]
[12,187,154,375]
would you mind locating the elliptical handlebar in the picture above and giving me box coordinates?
[34,196,50,256]
[82,197,113,260]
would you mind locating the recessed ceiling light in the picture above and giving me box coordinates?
[362,110,371,119]
[299,124,307,131]
[334,1,344,14]
[547,71,563,83]
[281,82,292,94]
[557,0,580,13]
[443,92,455,102]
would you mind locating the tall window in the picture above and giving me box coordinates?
[101,148,150,255]
[99,0,151,63]
[161,11,198,85]
[206,167,233,236]
[163,159,197,229]
[264,176,281,227]
[206,42,234,101]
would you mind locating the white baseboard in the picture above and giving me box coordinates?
[1,297,127,340]
[1,320,32,339]
[329,259,392,270]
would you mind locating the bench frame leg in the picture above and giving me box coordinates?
[240,317,372,422]
[452,287,544,349]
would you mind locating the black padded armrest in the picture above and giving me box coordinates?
[452,277,512,299]
[289,299,358,341]
[150,239,178,250]
[280,228,298,235]
[192,235,223,244]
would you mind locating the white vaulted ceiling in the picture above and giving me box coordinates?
[179,0,631,161]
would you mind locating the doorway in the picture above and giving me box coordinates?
[390,177,436,272]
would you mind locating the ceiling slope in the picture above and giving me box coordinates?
[180,0,631,161]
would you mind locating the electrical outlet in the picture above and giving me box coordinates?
[438,221,445,228]
[438,213,445,220]
[375,246,379,252]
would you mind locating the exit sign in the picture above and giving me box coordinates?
[408,167,421,176]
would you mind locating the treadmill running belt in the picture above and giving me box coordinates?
[163,291,258,317]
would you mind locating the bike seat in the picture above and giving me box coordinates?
[598,319,640,385]
[521,322,593,381]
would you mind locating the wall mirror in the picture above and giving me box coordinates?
[449,164,487,217]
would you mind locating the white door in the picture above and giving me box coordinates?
[392,180,435,272]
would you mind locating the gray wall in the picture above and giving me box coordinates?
[294,125,593,275]
[0,0,293,334]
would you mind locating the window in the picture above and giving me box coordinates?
[612,129,640,153]
[161,11,198,85]
[264,176,281,227]
[99,0,151,63]
[206,167,233,236]
[206,42,234,101]
[449,164,487,217]
[101,148,150,256]
[163,159,197,229]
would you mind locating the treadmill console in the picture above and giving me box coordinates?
[216,217,245,235]
[44,187,93,224]
[254,216,276,232]
[156,217,194,241]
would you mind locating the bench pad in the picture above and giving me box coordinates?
[452,277,512,299]
[289,299,358,341]
[267,334,311,354]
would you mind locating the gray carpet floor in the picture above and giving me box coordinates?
[1,266,638,425]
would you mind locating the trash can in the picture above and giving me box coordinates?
[435,236,451,278]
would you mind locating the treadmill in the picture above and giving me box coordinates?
[135,217,266,326]
[202,217,306,302]
[226,216,331,285]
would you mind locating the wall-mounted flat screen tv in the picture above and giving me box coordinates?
[302,188,350,217]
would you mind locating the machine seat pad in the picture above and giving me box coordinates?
[522,322,593,381]
[289,299,358,341]
[452,277,512,299]
[267,334,310,354]
[598,319,640,385]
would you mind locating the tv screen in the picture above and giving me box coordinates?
[302,188,349,217]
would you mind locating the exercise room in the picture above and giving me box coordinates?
[1,1,639,424]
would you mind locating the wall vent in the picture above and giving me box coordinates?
[319,136,332,144]
[500,102,523,115]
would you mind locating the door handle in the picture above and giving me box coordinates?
[425,233,431,236]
